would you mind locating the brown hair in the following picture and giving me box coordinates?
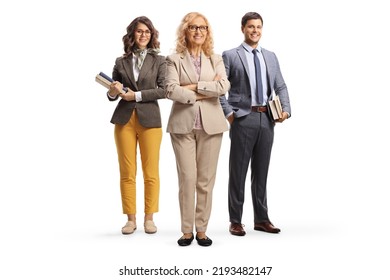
[122,16,160,57]
[241,12,263,27]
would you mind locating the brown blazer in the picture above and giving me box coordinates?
[165,51,230,134]
[109,53,166,127]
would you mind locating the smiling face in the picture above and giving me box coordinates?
[186,16,208,48]
[242,19,263,48]
[134,23,151,50]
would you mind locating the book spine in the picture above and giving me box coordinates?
[99,72,114,83]
[96,72,128,94]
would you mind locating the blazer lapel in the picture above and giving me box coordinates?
[237,45,250,78]
[199,52,212,81]
[181,51,198,83]
[122,55,138,91]
[137,54,154,84]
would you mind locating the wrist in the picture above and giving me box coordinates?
[107,91,117,99]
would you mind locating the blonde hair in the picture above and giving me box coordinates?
[175,12,214,57]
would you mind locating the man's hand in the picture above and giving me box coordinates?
[227,114,234,124]
[275,112,289,123]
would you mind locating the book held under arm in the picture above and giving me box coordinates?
[268,92,283,120]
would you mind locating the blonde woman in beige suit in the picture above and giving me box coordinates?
[165,12,230,246]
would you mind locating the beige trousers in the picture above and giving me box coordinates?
[170,130,223,233]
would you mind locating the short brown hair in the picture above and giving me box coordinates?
[241,12,263,27]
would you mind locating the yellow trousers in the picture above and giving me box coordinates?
[114,110,162,214]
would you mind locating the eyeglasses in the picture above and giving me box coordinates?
[135,29,151,36]
[187,25,208,32]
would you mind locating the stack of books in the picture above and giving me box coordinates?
[268,95,283,120]
[95,72,127,94]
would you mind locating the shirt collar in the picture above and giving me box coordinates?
[242,41,262,53]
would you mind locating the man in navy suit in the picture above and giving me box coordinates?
[220,12,291,236]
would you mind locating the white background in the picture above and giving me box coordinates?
[1,0,389,279]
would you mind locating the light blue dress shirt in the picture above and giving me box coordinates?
[242,42,268,106]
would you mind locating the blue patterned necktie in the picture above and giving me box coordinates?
[252,49,263,105]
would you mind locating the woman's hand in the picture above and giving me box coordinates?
[109,81,135,101]
[108,81,123,97]
[119,89,136,101]
[183,84,197,91]
[196,93,209,100]
[183,84,207,101]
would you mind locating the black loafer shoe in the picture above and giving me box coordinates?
[196,235,213,246]
[177,233,194,246]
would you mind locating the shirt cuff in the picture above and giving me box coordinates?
[135,91,142,102]
[107,91,116,99]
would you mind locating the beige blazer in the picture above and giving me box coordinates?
[165,51,230,134]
